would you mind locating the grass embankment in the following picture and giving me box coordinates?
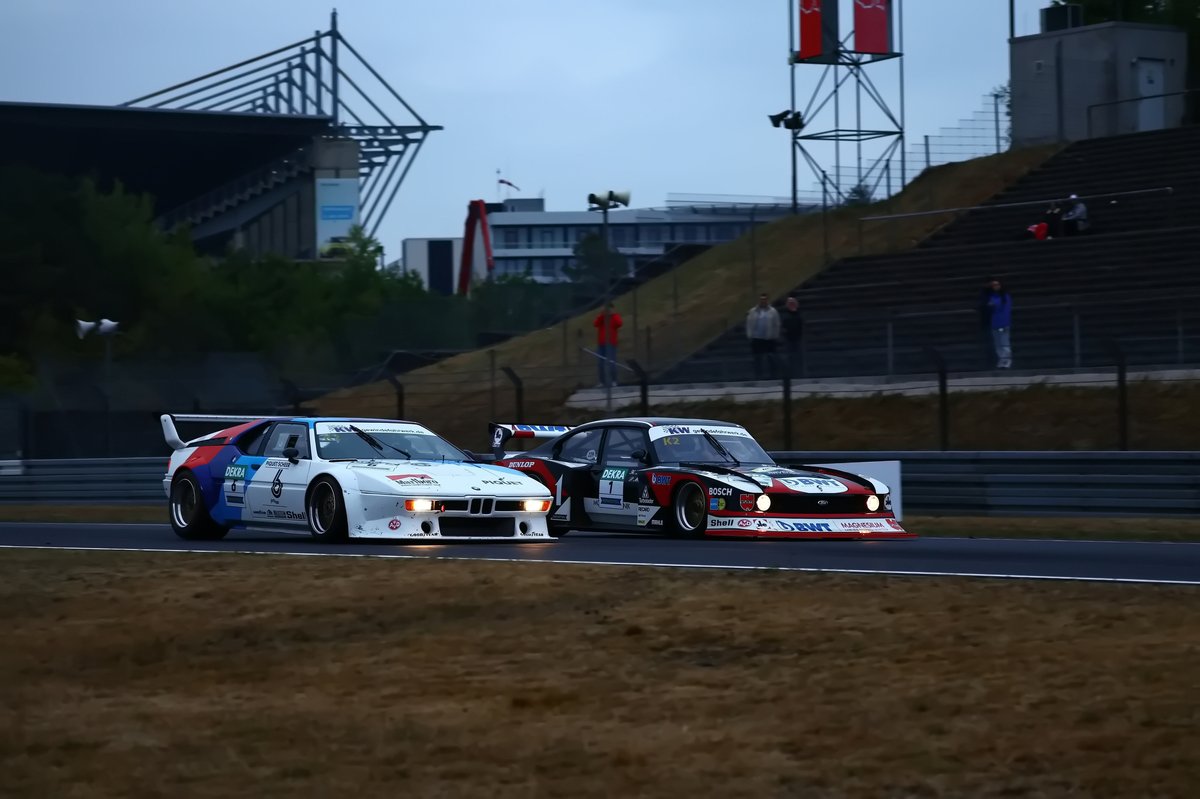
[1,550,1197,797]
[312,145,1060,447]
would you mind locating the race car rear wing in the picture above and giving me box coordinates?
[160,413,288,451]
[489,422,573,458]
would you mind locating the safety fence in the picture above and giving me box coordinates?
[3,452,1199,518]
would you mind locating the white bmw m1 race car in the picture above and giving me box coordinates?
[160,414,554,542]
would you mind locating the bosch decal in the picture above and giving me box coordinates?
[708,486,733,497]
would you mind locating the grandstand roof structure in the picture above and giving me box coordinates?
[0,100,331,212]
[120,9,442,237]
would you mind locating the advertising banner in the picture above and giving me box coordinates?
[315,178,360,259]
[798,0,840,62]
[853,0,893,55]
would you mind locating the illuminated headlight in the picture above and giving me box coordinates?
[866,495,881,512]
[522,499,552,513]
[756,494,771,512]
[405,499,435,512]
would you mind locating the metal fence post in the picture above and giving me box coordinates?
[925,347,949,451]
[500,367,524,423]
[383,374,405,419]
[1072,308,1082,368]
[1105,338,1129,451]
[645,326,653,372]
[1177,308,1185,365]
[489,349,497,420]
[628,360,649,416]
[781,370,793,450]
[886,318,895,376]
[561,318,568,366]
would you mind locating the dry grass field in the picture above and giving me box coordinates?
[1,549,1197,798]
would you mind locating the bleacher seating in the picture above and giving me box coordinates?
[656,125,1200,383]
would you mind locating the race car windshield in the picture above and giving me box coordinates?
[314,424,469,462]
[651,433,773,465]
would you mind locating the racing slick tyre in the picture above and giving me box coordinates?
[306,476,349,542]
[668,481,708,539]
[169,470,229,541]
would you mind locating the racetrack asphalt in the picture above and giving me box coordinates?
[2,522,1199,585]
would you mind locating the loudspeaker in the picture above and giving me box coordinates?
[588,190,631,208]
[768,110,791,127]
[76,318,119,338]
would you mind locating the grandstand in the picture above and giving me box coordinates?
[0,11,439,261]
[655,124,1200,383]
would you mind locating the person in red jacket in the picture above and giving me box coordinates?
[593,302,623,387]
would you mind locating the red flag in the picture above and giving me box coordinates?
[854,0,893,55]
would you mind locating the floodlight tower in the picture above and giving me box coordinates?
[784,0,906,204]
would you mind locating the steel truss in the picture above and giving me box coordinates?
[122,10,442,237]
[785,0,906,206]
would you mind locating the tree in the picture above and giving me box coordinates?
[843,183,874,207]
[992,82,1013,148]
[563,233,626,292]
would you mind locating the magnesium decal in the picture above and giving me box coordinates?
[837,520,890,531]
[739,493,755,512]
[708,486,733,497]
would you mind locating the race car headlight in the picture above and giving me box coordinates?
[522,499,552,513]
[405,499,435,512]
[756,494,771,512]
[866,495,881,512]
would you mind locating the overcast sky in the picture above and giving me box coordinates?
[1,0,1050,255]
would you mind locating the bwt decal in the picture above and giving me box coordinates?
[515,425,571,433]
[708,486,733,497]
[777,477,848,493]
[651,474,672,485]
[776,521,834,533]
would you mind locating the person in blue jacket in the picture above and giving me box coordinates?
[986,278,1013,369]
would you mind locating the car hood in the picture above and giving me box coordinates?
[339,459,551,497]
[692,464,887,495]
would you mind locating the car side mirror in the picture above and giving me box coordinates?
[631,449,649,464]
[282,447,300,464]
[462,449,481,462]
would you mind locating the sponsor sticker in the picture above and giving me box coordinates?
[388,518,401,530]
[708,486,733,497]
[777,476,848,494]
[388,473,438,486]
[507,461,536,469]
[264,458,293,469]
[651,474,672,485]
[837,520,889,531]
[481,476,522,486]
[224,464,248,479]
[886,518,904,531]
[709,498,726,511]
[775,521,833,533]
[739,494,755,512]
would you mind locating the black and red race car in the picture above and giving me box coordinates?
[487,417,913,539]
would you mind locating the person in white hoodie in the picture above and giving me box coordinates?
[745,293,781,379]
[1062,193,1089,235]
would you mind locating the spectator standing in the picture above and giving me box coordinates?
[1062,194,1089,236]
[779,295,804,377]
[593,302,622,387]
[986,278,1013,369]
[745,293,781,379]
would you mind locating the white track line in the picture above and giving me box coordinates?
[1,544,1198,586]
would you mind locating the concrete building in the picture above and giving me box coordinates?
[1010,17,1188,146]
